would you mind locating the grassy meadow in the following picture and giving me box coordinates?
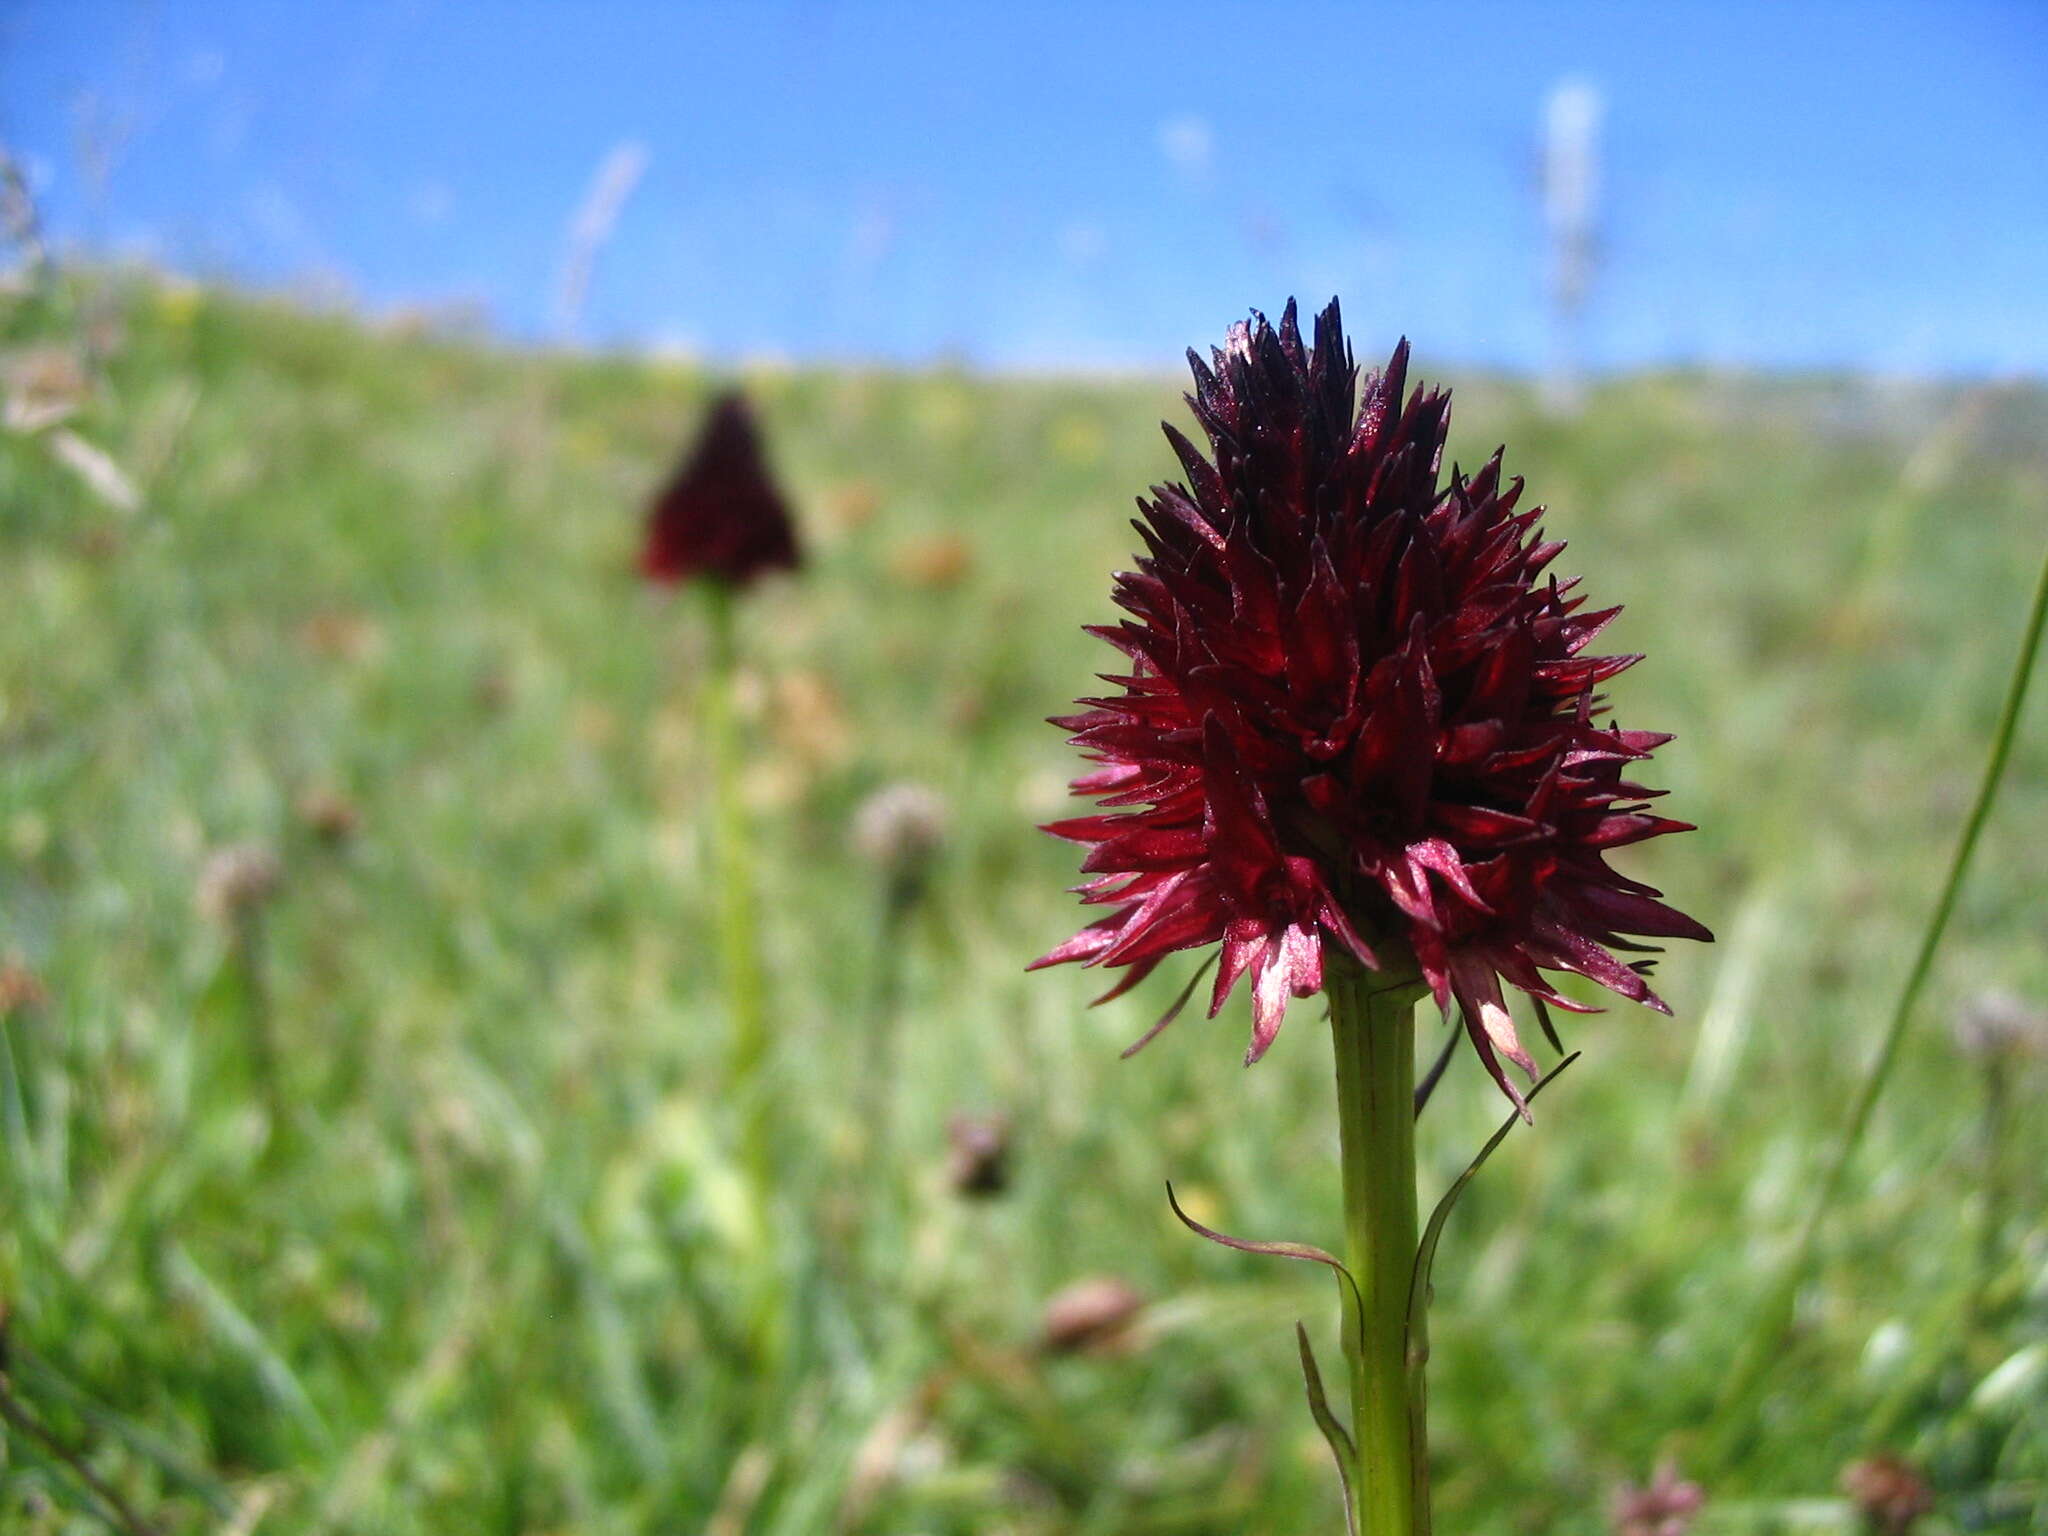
[1,271,2045,1534]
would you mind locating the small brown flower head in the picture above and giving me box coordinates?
[2,344,89,432]
[854,781,950,906]
[1841,1455,1934,1536]
[297,787,361,844]
[641,392,801,587]
[1950,988,2047,1063]
[1040,1276,1145,1355]
[197,843,281,927]
[298,608,382,662]
[890,532,975,590]
[945,1111,1012,1198]
[473,664,515,714]
[824,479,881,534]
[1034,299,1709,1107]
[1611,1460,1705,1536]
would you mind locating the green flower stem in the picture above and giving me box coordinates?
[860,876,912,1162]
[228,905,289,1162]
[1963,1053,2012,1340]
[1710,541,2048,1462]
[702,581,771,1197]
[1329,960,1428,1536]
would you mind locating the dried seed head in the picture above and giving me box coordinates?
[473,664,514,714]
[890,532,974,589]
[2,344,89,432]
[197,843,281,926]
[1950,988,2047,1063]
[854,783,950,878]
[1041,1276,1145,1355]
[1841,1455,1934,1536]
[945,1112,1012,1199]
[297,787,361,844]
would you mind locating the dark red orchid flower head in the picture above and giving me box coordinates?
[1032,298,1709,1109]
[642,391,801,587]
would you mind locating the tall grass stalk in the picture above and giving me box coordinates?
[1711,543,2048,1460]
[697,581,792,1385]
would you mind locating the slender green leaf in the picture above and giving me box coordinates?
[160,1240,329,1450]
[1296,1322,1359,1536]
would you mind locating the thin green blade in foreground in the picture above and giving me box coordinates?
[1710,542,2048,1463]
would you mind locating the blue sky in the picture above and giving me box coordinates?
[3,1,2044,374]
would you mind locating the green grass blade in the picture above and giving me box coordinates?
[0,1005,39,1221]
[160,1240,330,1451]
[10,1345,237,1519]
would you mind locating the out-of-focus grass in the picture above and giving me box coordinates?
[0,272,2043,1534]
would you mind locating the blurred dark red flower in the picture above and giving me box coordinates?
[0,959,47,1015]
[1611,1460,1706,1536]
[1841,1455,1934,1536]
[945,1111,1013,1198]
[1032,299,1709,1106]
[641,392,800,586]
